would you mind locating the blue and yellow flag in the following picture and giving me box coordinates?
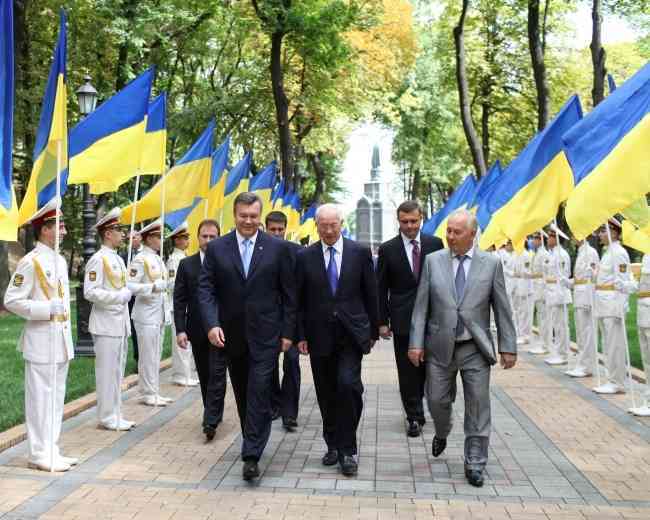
[221,151,251,232]
[18,10,68,226]
[120,119,215,224]
[249,160,277,219]
[470,161,502,212]
[69,68,154,194]
[564,64,650,239]
[138,92,167,176]
[297,203,318,243]
[480,95,583,249]
[285,190,302,238]
[421,175,477,239]
[271,179,286,209]
[0,0,18,239]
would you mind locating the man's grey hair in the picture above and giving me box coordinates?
[315,203,344,223]
[448,208,478,232]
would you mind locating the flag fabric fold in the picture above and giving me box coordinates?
[421,175,477,239]
[138,92,167,176]
[68,67,154,194]
[249,161,277,220]
[18,9,68,226]
[220,151,251,232]
[564,64,650,239]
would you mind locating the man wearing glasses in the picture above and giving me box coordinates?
[85,208,136,430]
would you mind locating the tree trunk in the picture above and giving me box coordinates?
[453,0,487,178]
[481,97,490,166]
[114,0,138,90]
[411,168,422,201]
[270,31,293,188]
[528,0,550,130]
[590,0,607,107]
[308,152,326,204]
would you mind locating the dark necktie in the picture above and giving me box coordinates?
[411,239,421,279]
[327,246,338,295]
[455,255,467,337]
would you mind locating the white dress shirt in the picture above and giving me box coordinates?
[199,250,205,265]
[451,247,474,341]
[401,232,421,272]
[321,235,343,277]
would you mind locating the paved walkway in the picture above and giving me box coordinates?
[1,337,650,520]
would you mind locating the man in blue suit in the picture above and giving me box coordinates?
[296,204,379,476]
[199,192,297,481]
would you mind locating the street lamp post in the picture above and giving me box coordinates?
[74,75,98,357]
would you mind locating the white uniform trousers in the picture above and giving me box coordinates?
[574,307,597,374]
[135,322,164,398]
[93,334,128,427]
[598,317,627,387]
[548,305,569,358]
[25,361,69,464]
[637,327,650,400]
[515,293,532,340]
[508,290,518,336]
[534,298,551,349]
[170,319,197,385]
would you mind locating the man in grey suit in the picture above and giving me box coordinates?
[408,209,517,488]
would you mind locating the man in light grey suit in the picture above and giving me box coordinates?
[409,209,517,488]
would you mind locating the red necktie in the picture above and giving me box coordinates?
[411,240,421,279]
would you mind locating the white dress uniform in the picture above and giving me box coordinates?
[593,239,634,393]
[514,250,533,344]
[128,222,171,406]
[543,244,572,364]
[3,200,76,472]
[84,209,135,430]
[567,241,600,377]
[630,254,650,413]
[499,248,518,334]
[529,244,551,354]
[167,245,198,386]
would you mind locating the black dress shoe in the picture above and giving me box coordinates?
[242,460,260,481]
[340,455,358,476]
[322,449,338,466]
[406,420,421,437]
[203,425,216,441]
[271,408,280,421]
[465,468,484,487]
[282,417,298,431]
[432,436,447,457]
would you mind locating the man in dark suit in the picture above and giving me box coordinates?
[198,192,297,481]
[296,203,379,477]
[265,211,302,432]
[377,200,444,437]
[173,219,221,441]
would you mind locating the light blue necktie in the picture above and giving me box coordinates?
[241,239,252,277]
[455,255,467,337]
[327,246,338,295]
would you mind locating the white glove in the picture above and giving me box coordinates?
[153,280,167,292]
[119,288,132,303]
[50,298,65,316]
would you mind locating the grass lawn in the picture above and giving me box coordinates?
[564,295,641,369]
[0,311,172,433]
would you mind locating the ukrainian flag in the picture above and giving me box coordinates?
[175,135,230,255]
[297,203,318,244]
[421,175,477,240]
[138,93,167,176]
[481,95,583,249]
[249,160,277,220]
[221,151,251,232]
[470,160,502,212]
[285,191,302,238]
[18,10,68,226]
[0,0,18,240]
[120,119,215,224]
[564,63,650,239]
[271,178,286,209]
[68,68,153,194]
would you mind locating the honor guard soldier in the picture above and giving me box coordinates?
[4,198,78,472]
[528,231,551,354]
[514,247,533,345]
[127,219,173,406]
[593,218,635,394]
[543,225,572,366]
[84,208,136,430]
[499,241,517,330]
[564,237,599,378]
[166,221,199,387]
[628,253,650,416]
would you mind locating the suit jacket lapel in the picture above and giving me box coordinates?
[459,251,485,306]
[396,235,418,283]
[314,243,331,293]
[442,252,457,303]
[228,232,245,280]
[246,232,266,279]
[335,239,350,298]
